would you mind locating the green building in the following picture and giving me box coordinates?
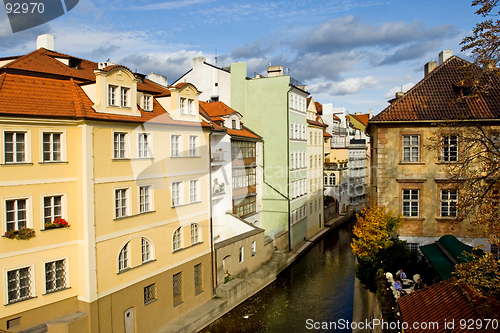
[231,63,309,249]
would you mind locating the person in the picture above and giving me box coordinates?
[397,269,407,280]
[414,279,424,291]
[394,279,406,295]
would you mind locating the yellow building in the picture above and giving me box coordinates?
[367,53,499,251]
[0,42,212,332]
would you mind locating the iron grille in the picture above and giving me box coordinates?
[194,264,203,295]
[7,267,32,303]
[173,272,183,306]
[144,283,156,305]
[45,259,67,293]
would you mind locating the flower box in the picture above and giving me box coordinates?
[4,227,36,240]
[45,218,70,230]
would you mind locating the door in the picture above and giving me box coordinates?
[124,307,134,333]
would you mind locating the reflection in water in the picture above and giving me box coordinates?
[202,218,355,333]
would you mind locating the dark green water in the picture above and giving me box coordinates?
[201,218,356,333]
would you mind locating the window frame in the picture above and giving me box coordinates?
[143,95,152,112]
[44,258,68,294]
[120,87,130,107]
[189,179,199,203]
[191,223,200,244]
[141,237,153,263]
[401,134,420,163]
[6,265,35,304]
[239,247,244,263]
[138,132,152,158]
[4,196,31,233]
[440,188,458,218]
[188,135,199,157]
[173,227,182,251]
[42,132,63,162]
[108,85,118,106]
[173,272,183,306]
[3,131,30,164]
[441,134,459,162]
[171,134,181,157]
[171,181,182,207]
[139,185,153,213]
[42,193,66,227]
[113,132,128,159]
[194,263,203,295]
[114,187,130,219]
[118,242,130,272]
[402,189,420,218]
[144,283,157,305]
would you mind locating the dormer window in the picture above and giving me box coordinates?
[143,95,152,111]
[188,99,194,115]
[121,87,130,107]
[109,85,117,106]
[180,98,186,114]
[232,120,237,129]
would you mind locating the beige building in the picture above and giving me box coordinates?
[0,37,212,332]
[367,51,499,251]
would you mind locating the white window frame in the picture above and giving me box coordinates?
[171,134,181,157]
[188,99,194,115]
[173,227,182,251]
[402,135,420,162]
[180,97,186,114]
[138,133,152,158]
[139,185,153,213]
[6,264,35,304]
[3,130,30,164]
[441,135,459,162]
[42,193,66,226]
[44,257,68,294]
[113,132,128,159]
[191,223,200,244]
[189,179,199,203]
[120,87,130,107]
[4,196,31,233]
[41,132,63,162]
[251,241,256,257]
[118,242,129,272]
[143,95,152,111]
[171,181,182,207]
[440,189,458,217]
[114,187,130,219]
[402,189,419,217]
[108,85,118,106]
[141,237,154,263]
[188,135,198,157]
[239,247,244,263]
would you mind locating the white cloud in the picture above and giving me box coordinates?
[309,76,378,96]
[383,82,415,98]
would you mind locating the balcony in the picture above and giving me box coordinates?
[211,151,226,166]
[212,183,226,199]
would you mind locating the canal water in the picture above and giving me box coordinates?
[201,217,356,333]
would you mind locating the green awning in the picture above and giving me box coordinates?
[420,243,456,280]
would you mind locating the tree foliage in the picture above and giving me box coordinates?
[351,205,402,260]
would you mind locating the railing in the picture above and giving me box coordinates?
[212,184,226,196]
[211,151,225,163]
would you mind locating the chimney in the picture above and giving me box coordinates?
[424,61,437,76]
[147,73,168,87]
[37,34,54,51]
[438,50,452,65]
[192,57,206,68]
[369,109,373,119]
[395,92,405,98]
[267,65,283,77]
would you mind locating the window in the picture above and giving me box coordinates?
[45,259,67,293]
[43,133,61,162]
[194,263,203,295]
[188,99,194,115]
[233,196,256,217]
[173,272,183,306]
[407,243,419,252]
[402,135,419,162]
[142,238,152,263]
[172,182,181,206]
[302,126,306,139]
[7,267,33,304]
[5,132,26,163]
[171,135,180,157]
[232,119,237,129]
[440,189,457,217]
[442,135,458,162]
[232,168,256,189]
[231,141,256,159]
[180,98,186,114]
[108,85,117,106]
[189,136,198,156]
[491,244,500,259]
[139,185,151,213]
[44,195,62,224]
[239,247,244,263]
[191,223,199,244]
[114,133,127,159]
[144,283,156,305]
[138,133,151,158]
[6,198,27,231]
[143,95,152,111]
[173,227,182,251]
[329,174,336,186]
[118,243,129,271]
[324,173,328,186]
[402,189,419,217]
[251,241,256,257]
[115,188,128,218]
[189,180,198,203]
[120,87,129,107]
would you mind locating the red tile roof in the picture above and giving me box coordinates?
[332,114,340,121]
[307,119,327,128]
[398,279,487,333]
[315,101,323,115]
[199,101,241,117]
[371,56,500,123]
[349,113,370,126]
[323,132,332,137]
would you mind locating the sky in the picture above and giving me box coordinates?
[0,0,481,115]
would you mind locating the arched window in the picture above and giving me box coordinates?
[329,173,336,186]
[324,173,328,186]
[173,227,182,251]
[118,242,129,271]
[142,238,152,263]
[191,223,200,244]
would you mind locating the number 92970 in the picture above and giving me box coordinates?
[5,2,45,14]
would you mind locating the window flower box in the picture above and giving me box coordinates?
[45,218,70,230]
[4,227,36,240]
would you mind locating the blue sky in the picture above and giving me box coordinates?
[0,0,480,114]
